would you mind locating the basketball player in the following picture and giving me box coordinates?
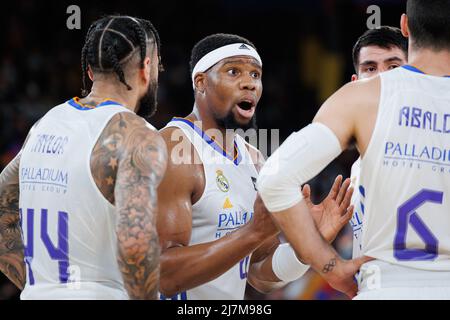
[157,33,354,300]
[258,0,450,299]
[0,15,167,299]
[349,26,408,258]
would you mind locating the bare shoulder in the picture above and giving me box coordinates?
[158,126,204,202]
[318,76,380,114]
[160,126,195,156]
[116,112,167,178]
[346,75,380,104]
[159,126,200,172]
[91,112,167,204]
[313,76,381,150]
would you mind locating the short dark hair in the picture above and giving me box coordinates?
[407,0,450,51]
[189,33,256,74]
[352,26,408,72]
[81,15,162,96]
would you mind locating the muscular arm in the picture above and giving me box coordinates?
[158,128,277,297]
[0,153,25,290]
[108,112,167,300]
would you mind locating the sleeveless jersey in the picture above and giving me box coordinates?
[349,158,363,258]
[19,98,133,299]
[358,66,450,280]
[161,117,258,300]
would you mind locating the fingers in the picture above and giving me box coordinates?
[327,175,342,200]
[336,177,351,205]
[338,185,354,216]
[353,255,375,268]
[340,204,354,225]
[301,184,313,207]
[302,184,311,199]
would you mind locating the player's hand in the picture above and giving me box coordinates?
[251,195,280,239]
[322,255,373,299]
[302,175,353,243]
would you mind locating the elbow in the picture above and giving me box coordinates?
[158,253,184,298]
[159,274,183,298]
[247,275,283,295]
[257,171,302,213]
[257,169,282,210]
[252,283,279,295]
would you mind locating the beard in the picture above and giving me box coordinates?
[136,79,158,121]
[215,109,257,131]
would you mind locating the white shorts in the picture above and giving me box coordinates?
[355,260,450,300]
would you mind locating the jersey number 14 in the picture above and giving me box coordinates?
[19,208,70,285]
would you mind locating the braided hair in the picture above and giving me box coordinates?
[80,15,162,96]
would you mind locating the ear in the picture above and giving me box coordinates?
[194,73,206,94]
[351,74,358,82]
[140,56,151,84]
[87,65,94,81]
[400,14,409,38]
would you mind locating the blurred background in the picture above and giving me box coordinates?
[0,0,406,300]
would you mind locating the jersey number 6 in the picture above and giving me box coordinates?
[394,189,443,261]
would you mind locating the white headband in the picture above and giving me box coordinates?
[191,43,262,89]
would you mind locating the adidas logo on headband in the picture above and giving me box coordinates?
[191,43,262,89]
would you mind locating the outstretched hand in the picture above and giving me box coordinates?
[302,175,354,243]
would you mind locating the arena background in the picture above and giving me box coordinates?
[0,0,406,300]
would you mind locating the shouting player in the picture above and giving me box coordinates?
[157,33,354,300]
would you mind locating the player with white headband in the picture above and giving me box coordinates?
[157,33,355,300]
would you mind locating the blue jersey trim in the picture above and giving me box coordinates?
[402,65,450,78]
[170,117,243,166]
[67,97,123,111]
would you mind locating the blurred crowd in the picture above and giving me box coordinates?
[0,0,405,300]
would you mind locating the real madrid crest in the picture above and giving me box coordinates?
[216,169,230,192]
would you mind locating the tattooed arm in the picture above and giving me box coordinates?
[0,152,25,290]
[110,112,167,300]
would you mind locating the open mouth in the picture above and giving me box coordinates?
[235,99,256,119]
[237,100,253,110]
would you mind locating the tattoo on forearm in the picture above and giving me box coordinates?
[0,155,26,290]
[322,258,337,274]
[99,113,166,299]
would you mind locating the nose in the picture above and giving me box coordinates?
[239,74,256,91]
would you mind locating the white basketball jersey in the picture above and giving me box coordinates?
[19,98,133,299]
[161,117,258,300]
[359,66,450,276]
[349,158,363,258]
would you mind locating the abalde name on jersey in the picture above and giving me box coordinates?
[383,105,450,174]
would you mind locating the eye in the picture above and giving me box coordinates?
[388,64,400,70]
[365,66,376,73]
[250,71,261,79]
[227,68,239,76]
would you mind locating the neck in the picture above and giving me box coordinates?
[82,80,140,112]
[188,102,236,156]
[408,46,450,76]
